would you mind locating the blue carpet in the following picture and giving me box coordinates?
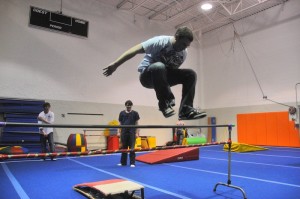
[1,145,300,199]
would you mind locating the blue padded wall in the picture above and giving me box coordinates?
[0,98,45,146]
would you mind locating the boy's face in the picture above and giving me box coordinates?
[43,105,50,113]
[126,105,132,112]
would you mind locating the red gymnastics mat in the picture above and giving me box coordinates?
[136,147,199,164]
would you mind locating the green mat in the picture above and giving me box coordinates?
[184,137,207,145]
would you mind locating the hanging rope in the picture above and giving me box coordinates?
[232,24,295,110]
[233,24,265,98]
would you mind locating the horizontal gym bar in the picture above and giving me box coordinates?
[67,113,104,116]
[0,141,229,160]
[0,122,234,129]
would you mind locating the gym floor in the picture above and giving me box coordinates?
[1,145,300,199]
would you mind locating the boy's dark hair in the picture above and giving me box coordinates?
[43,102,51,108]
[175,26,194,42]
[125,100,133,106]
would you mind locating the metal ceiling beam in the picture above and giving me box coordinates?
[175,0,284,30]
[231,0,268,15]
[113,0,289,34]
[233,0,242,14]
[174,4,223,29]
[116,0,130,9]
[165,1,203,23]
[218,0,235,15]
[198,0,288,33]
[148,0,182,20]
[130,0,151,11]
[218,0,273,16]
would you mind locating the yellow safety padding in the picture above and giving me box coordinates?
[141,136,156,149]
[224,142,268,152]
[147,137,156,148]
[135,137,141,149]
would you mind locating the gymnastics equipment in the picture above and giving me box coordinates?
[135,137,142,149]
[224,142,268,152]
[237,111,300,147]
[0,146,29,154]
[107,135,119,150]
[0,122,232,129]
[182,137,207,145]
[0,122,247,199]
[136,147,199,164]
[73,179,144,199]
[140,136,156,149]
[0,142,227,160]
[67,133,87,152]
[212,125,247,199]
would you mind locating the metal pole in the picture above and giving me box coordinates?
[213,125,248,199]
[228,124,232,185]
[0,122,233,129]
[0,141,228,160]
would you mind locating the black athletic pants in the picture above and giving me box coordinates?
[120,131,136,165]
[139,62,197,113]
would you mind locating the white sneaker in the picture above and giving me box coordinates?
[130,164,135,168]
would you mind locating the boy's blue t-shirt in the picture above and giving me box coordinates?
[138,36,187,72]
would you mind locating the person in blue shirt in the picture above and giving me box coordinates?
[103,27,206,120]
[118,100,140,167]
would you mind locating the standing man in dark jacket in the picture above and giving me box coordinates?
[118,100,140,167]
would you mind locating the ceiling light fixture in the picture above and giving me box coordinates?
[201,3,213,11]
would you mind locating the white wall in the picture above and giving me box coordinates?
[200,0,300,109]
[0,0,201,146]
[0,0,200,109]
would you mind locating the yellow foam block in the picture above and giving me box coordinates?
[141,136,156,149]
[135,137,142,149]
[224,142,268,152]
[147,137,156,148]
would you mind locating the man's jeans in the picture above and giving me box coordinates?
[139,62,197,113]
